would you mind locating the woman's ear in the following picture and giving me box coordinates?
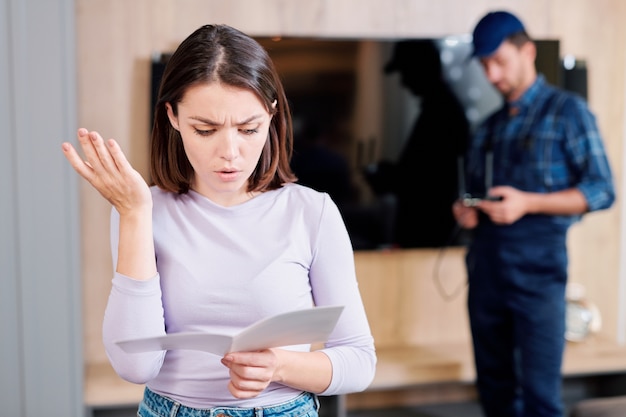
[165,102,180,131]
[269,99,277,119]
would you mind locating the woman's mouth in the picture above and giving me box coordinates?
[216,169,240,182]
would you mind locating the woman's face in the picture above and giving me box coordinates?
[166,82,272,206]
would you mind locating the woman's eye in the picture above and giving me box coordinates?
[241,128,259,135]
[194,128,213,136]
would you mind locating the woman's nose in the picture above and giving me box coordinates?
[219,132,238,161]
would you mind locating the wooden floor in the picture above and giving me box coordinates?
[348,402,484,417]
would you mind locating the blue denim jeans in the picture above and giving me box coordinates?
[467,221,568,417]
[137,388,319,417]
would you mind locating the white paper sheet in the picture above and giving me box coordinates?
[115,305,344,356]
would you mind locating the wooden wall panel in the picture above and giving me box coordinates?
[355,248,471,349]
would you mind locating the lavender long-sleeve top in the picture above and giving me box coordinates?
[102,183,377,408]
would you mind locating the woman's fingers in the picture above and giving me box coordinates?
[63,129,114,180]
[69,128,127,176]
[75,128,99,168]
[62,129,151,210]
[104,136,134,175]
[61,141,95,181]
[81,129,118,174]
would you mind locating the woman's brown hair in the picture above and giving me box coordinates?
[150,24,297,194]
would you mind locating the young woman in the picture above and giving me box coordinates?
[62,24,376,417]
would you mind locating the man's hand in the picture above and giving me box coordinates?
[452,200,479,229]
[478,186,526,225]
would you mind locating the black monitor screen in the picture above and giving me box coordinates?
[150,37,564,251]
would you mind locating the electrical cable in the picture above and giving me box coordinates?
[432,215,471,302]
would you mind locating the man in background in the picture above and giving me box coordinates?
[452,10,615,417]
[370,39,470,248]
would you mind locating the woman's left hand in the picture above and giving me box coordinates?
[221,349,280,398]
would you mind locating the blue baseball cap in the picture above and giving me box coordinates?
[472,11,526,57]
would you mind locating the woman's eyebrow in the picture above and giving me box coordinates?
[189,114,265,126]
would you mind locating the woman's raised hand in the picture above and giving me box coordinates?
[62,128,152,214]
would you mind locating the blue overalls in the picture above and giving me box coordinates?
[467,216,567,417]
[464,92,572,417]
